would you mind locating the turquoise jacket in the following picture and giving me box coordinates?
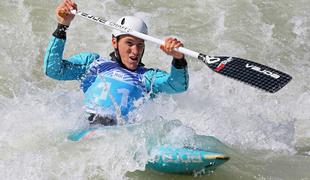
[44,36,189,117]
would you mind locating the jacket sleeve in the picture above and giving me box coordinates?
[144,59,189,94]
[43,36,100,80]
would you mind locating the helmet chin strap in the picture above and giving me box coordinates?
[114,42,125,67]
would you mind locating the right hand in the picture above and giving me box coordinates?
[56,0,77,26]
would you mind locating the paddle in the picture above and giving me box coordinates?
[70,10,292,93]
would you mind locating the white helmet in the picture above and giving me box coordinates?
[112,16,148,37]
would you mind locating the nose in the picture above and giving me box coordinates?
[131,45,140,56]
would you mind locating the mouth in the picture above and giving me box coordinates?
[129,56,139,62]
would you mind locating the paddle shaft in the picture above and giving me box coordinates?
[71,10,200,58]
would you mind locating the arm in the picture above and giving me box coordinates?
[44,0,99,80]
[44,31,99,80]
[144,57,189,94]
[144,37,189,94]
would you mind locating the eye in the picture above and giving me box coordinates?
[137,43,145,48]
[125,39,145,48]
[126,41,134,46]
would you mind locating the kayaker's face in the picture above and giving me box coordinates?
[112,35,145,71]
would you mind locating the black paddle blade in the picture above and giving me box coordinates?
[198,54,292,93]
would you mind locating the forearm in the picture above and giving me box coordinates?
[144,58,189,94]
[165,62,189,93]
[44,36,69,80]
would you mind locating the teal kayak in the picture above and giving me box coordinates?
[68,127,229,174]
[146,145,229,174]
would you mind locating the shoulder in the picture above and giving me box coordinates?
[88,58,120,73]
[66,52,100,66]
[90,57,115,66]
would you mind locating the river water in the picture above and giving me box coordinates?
[0,0,309,179]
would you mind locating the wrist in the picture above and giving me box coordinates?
[56,18,71,26]
[52,23,69,40]
[172,57,187,69]
[173,54,184,60]
[56,12,72,26]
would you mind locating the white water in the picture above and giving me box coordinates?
[0,0,309,179]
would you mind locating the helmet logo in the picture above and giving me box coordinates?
[121,18,125,25]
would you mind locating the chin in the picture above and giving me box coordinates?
[126,65,138,71]
[131,66,138,70]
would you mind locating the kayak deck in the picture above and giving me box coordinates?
[68,128,229,174]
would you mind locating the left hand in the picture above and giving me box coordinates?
[160,37,184,59]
